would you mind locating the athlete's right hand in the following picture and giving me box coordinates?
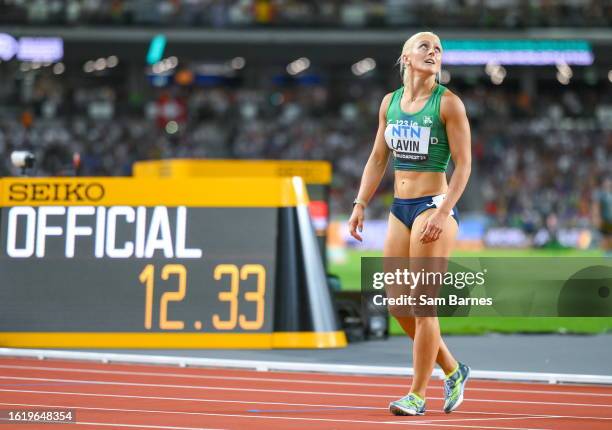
[348,205,365,242]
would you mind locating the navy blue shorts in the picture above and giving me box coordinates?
[391,194,459,230]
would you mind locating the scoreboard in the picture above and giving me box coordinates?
[0,176,345,349]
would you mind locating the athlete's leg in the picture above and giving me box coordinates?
[407,210,459,399]
[395,316,457,376]
[383,212,457,375]
[383,212,411,257]
[383,212,412,318]
[385,212,427,415]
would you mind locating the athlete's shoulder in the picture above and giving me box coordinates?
[439,86,460,103]
[382,88,402,105]
[379,90,397,120]
[382,91,394,104]
[440,87,467,121]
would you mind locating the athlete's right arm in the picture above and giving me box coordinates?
[348,93,392,242]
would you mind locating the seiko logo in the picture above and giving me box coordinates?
[8,182,106,202]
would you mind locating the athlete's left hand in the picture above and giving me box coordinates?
[420,209,449,244]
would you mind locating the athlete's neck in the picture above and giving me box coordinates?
[403,75,437,102]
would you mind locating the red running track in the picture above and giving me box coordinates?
[0,356,610,429]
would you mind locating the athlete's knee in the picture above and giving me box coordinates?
[415,316,439,327]
[387,303,412,319]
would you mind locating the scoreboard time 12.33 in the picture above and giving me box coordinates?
[0,177,289,348]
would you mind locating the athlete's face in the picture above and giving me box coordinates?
[403,36,442,76]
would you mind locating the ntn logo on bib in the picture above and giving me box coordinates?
[385,123,431,161]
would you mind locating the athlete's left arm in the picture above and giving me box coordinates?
[438,91,471,216]
[420,91,471,243]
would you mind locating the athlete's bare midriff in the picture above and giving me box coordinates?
[394,170,448,199]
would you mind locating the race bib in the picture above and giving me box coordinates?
[384,122,431,161]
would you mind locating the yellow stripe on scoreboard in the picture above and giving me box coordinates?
[0,332,347,349]
[0,177,309,207]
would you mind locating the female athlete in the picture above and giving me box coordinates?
[348,31,472,416]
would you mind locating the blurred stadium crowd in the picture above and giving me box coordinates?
[0,74,609,236]
[1,0,611,28]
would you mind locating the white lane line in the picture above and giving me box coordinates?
[0,401,446,428]
[406,424,550,430]
[76,423,221,430]
[0,418,222,430]
[1,375,612,409]
[416,416,561,424]
[2,364,610,398]
[0,388,371,410]
[2,388,612,422]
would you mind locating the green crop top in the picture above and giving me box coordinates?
[384,84,451,172]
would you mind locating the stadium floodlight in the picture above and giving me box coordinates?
[152,63,163,74]
[94,58,107,71]
[10,150,35,175]
[151,57,178,75]
[53,63,65,75]
[489,65,506,85]
[287,57,310,75]
[0,33,18,61]
[107,56,119,68]
[167,56,178,69]
[1,34,63,62]
[557,71,570,85]
[83,61,95,73]
[165,121,179,134]
[1,34,64,62]
[556,62,573,80]
[147,34,167,65]
[351,58,376,76]
[17,37,63,62]
[230,57,246,70]
[440,69,451,84]
[485,61,498,76]
[491,75,503,85]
